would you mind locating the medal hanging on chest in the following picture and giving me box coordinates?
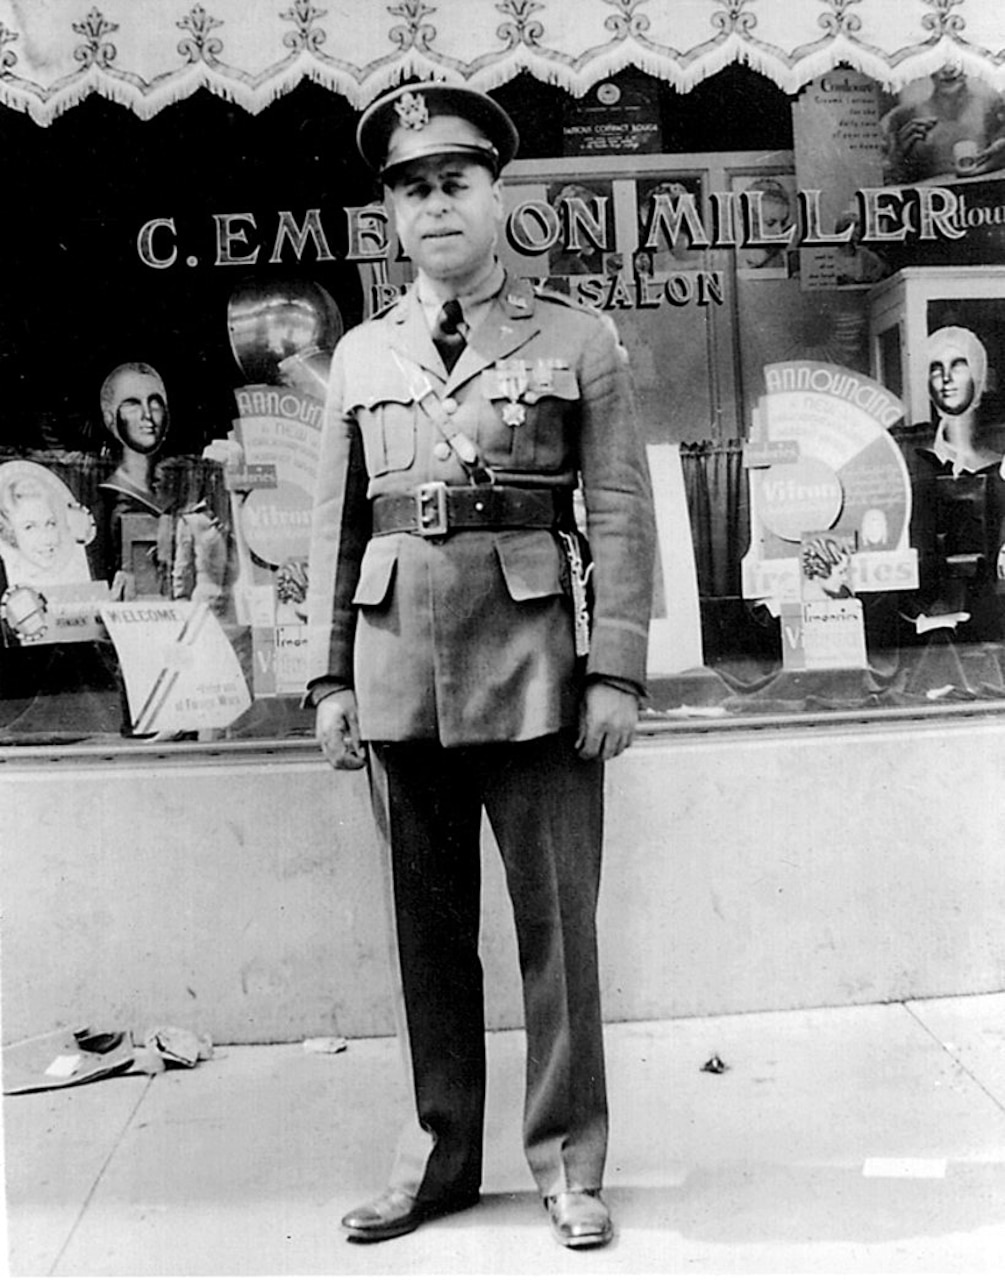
[498,359,528,427]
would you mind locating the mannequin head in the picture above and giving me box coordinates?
[927,326,987,419]
[100,362,169,458]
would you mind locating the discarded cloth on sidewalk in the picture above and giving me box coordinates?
[2,1024,213,1095]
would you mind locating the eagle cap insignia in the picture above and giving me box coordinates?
[395,91,430,131]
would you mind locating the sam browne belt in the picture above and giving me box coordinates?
[371,482,570,538]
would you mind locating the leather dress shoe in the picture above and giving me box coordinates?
[545,1189,614,1248]
[341,1186,480,1242]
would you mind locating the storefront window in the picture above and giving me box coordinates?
[4,65,1005,751]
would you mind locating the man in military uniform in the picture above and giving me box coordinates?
[305,81,655,1249]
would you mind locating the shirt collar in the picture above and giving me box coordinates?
[416,259,506,331]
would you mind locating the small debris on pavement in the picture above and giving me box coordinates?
[303,1036,348,1055]
[700,1054,729,1074]
[143,1026,214,1068]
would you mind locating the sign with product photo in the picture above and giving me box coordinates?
[226,385,324,697]
[778,531,869,671]
[0,458,109,646]
[741,360,918,608]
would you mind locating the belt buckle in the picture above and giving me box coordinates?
[416,481,448,537]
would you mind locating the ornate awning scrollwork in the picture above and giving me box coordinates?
[1,0,1003,126]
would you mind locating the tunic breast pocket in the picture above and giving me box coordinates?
[347,377,418,476]
[481,367,580,471]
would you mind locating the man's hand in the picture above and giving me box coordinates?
[315,689,366,770]
[576,682,639,761]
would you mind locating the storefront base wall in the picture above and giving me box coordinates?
[3,717,1004,1046]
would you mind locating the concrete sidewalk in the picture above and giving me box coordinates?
[4,994,1005,1275]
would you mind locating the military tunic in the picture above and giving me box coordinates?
[305,268,655,1204]
[305,272,654,742]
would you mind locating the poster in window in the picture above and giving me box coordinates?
[0,459,109,646]
[634,175,705,275]
[545,179,615,280]
[730,173,799,280]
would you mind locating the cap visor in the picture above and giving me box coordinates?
[382,142,500,181]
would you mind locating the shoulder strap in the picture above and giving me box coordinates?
[390,351,494,486]
[532,282,597,313]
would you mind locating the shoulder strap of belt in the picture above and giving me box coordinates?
[391,352,494,486]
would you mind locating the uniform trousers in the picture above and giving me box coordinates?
[366,729,608,1203]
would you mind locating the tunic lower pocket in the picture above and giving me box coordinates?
[352,538,398,607]
[493,530,564,601]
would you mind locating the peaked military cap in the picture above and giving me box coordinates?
[357,81,520,181]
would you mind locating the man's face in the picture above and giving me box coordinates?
[388,155,502,288]
[929,348,976,416]
[110,370,168,454]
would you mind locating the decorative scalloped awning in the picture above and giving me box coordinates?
[1,0,1004,126]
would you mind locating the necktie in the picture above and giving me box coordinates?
[432,298,466,373]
